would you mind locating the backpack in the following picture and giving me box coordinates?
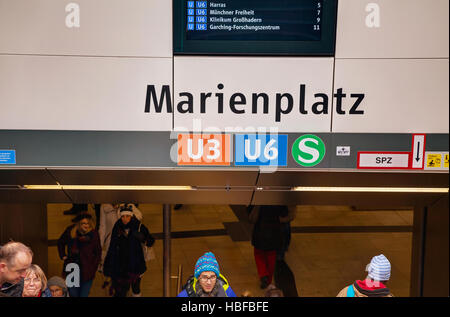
[346,285,355,297]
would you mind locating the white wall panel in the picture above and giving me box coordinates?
[174,57,334,133]
[0,0,172,57]
[0,55,172,131]
[333,59,449,133]
[336,0,449,58]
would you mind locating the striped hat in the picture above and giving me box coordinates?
[194,252,220,279]
[367,254,391,281]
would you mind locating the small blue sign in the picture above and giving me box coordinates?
[0,150,16,164]
[188,16,195,23]
[196,9,207,15]
[196,16,207,23]
[188,9,195,15]
[234,134,288,166]
[187,1,195,9]
[196,1,207,8]
[187,23,195,30]
[196,23,207,30]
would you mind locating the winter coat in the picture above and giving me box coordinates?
[177,274,236,297]
[103,216,155,278]
[57,225,102,282]
[1,279,23,297]
[98,204,143,269]
[337,280,394,297]
[40,288,52,297]
[250,205,288,251]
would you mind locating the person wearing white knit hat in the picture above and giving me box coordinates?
[337,254,394,297]
[367,254,391,282]
[103,204,155,297]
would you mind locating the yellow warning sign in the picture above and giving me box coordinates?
[445,154,449,168]
[427,154,442,168]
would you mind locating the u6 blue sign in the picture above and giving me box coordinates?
[234,134,288,166]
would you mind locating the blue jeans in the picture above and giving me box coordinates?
[68,280,93,297]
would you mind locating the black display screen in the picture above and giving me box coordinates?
[174,0,337,55]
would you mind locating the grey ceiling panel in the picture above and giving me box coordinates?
[252,191,447,208]
[0,169,57,185]
[0,168,447,205]
[48,169,259,187]
[64,189,254,205]
[0,189,71,203]
[257,170,449,188]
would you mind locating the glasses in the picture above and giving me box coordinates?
[199,275,217,283]
[24,277,41,284]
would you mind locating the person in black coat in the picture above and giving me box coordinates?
[103,205,155,297]
[249,205,288,289]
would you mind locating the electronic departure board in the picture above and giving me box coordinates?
[174,0,337,55]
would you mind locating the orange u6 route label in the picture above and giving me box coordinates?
[177,134,231,166]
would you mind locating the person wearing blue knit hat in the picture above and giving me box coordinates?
[177,252,236,297]
[337,254,394,297]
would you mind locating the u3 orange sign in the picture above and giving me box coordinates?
[177,134,231,166]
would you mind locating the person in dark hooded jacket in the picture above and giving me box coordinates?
[103,205,155,297]
[249,205,288,289]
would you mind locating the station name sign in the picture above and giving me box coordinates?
[144,84,365,123]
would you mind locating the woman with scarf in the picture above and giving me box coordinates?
[57,213,101,297]
[103,205,155,297]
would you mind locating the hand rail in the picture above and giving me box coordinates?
[171,264,183,296]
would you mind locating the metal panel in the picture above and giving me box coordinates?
[49,169,260,187]
[0,131,177,167]
[0,189,71,203]
[333,59,449,133]
[252,191,446,208]
[0,0,172,57]
[257,170,449,188]
[1,131,448,169]
[0,203,48,273]
[64,189,254,205]
[336,0,449,58]
[0,55,172,131]
[422,196,449,296]
[0,169,56,185]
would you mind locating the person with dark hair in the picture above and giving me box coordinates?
[103,205,155,297]
[177,252,236,297]
[57,213,101,297]
[0,241,33,297]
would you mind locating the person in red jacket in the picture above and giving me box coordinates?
[57,213,101,297]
